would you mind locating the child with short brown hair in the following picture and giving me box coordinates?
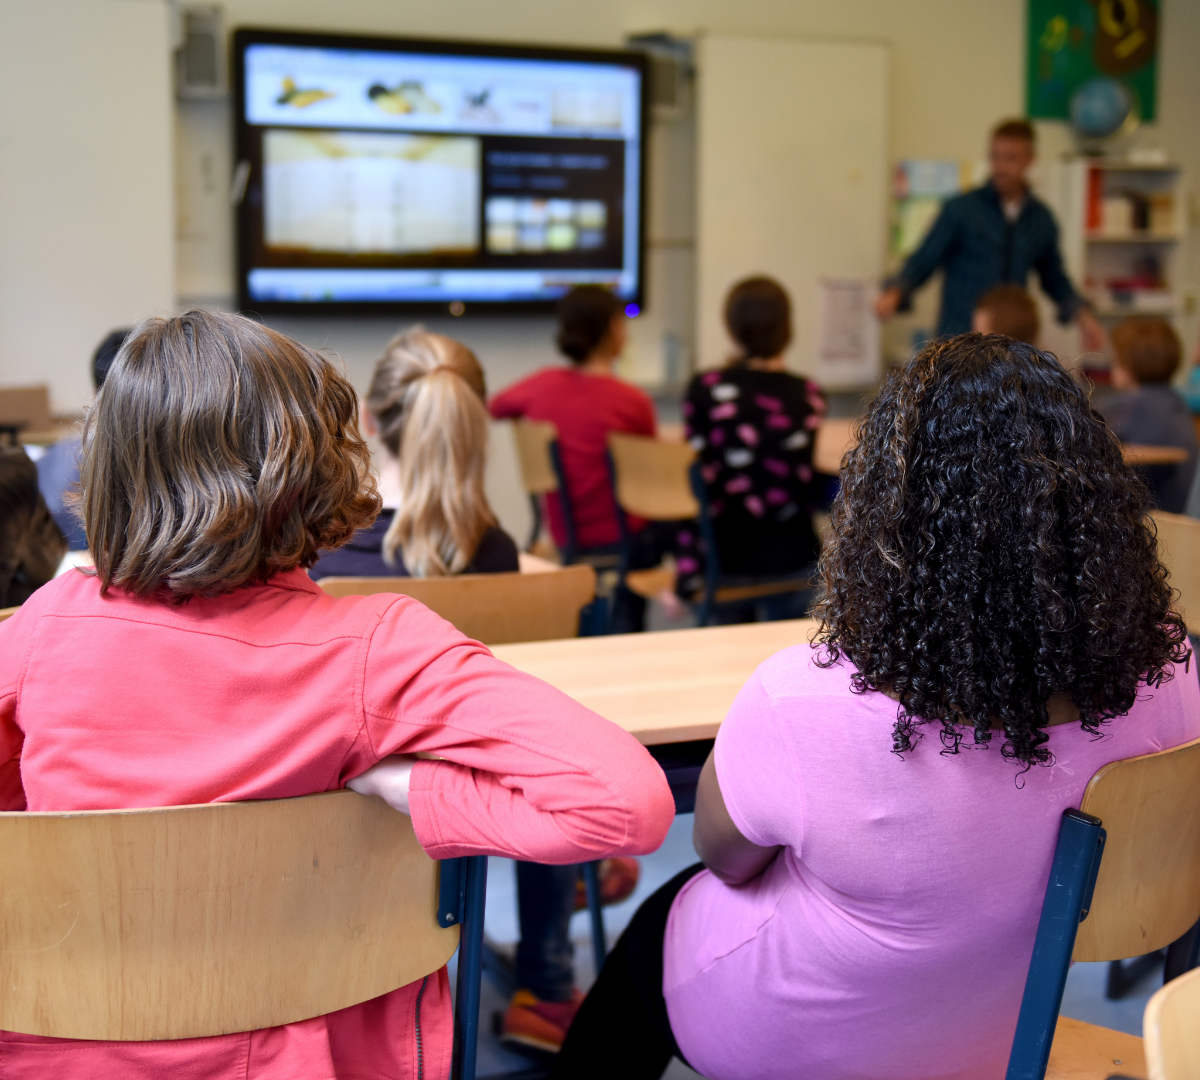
[1101,317,1197,513]
[0,309,673,1079]
[971,284,1040,344]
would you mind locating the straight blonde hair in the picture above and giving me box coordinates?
[366,328,496,577]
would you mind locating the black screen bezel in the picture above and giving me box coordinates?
[232,26,649,317]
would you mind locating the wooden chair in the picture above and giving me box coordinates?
[604,432,695,605]
[1005,736,1200,1080]
[510,419,559,553]
[508,416,622,568]
[0,606,18,623]
[1144,964,1200,1079]
[606,432,814,625]
[316,563,599,645]
[813,417,858,476]
[0,791,487,1079]
[0,385,51,442]
[1152,511,1200,634]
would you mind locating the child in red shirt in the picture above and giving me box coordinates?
[489,286,656,554]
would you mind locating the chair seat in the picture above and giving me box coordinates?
[1046,1016,1146,1080]
[625,565,675,598]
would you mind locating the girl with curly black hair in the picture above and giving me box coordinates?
[553,334,1197,1080]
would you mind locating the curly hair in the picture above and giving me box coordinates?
[812,334,1189,768]
[79,310,380,600]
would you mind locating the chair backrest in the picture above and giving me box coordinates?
[0,606,18,623]
[608,432,698,521]
[316,563,597,645]
[1152,510,1200,633]
[0,385,52,433]
[511,419,559,496]
[812,417,858,476]
[1145,964,1200,1080]
[1073,736,1200,961]
[0,791,458,1041]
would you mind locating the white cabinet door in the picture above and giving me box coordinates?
[0,0,175,413]
[695,35,888,388]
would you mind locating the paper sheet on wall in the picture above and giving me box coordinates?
[814,278,879,387]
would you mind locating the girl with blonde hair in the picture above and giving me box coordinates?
[311,327,518,579]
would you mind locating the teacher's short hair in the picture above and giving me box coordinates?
[78,310,381,599]
[992,118,1036,144]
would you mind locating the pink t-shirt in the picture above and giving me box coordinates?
[664,643,1200,1080]
[0,569,674,1080]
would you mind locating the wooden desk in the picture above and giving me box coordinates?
[803,424,1189,475]
[491,618,817,746]
[1122,444,1189,467]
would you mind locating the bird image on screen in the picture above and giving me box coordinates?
[234,30,647,312]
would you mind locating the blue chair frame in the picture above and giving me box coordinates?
[438,855,489,1080]
[548,440,620,570]
[1005,809,1200,1080]
[1005,810,1107,1080]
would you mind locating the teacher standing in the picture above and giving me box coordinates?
[875,118,1104,350]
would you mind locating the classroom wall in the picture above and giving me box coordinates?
[177,0,1034,386]
[3,0,1198,535]
[0,0,176,417]
[172,0,1200,384]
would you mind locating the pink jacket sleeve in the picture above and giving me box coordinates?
[0,601,34,811]
[345,597,675,864]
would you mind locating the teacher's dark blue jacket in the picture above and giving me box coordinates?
[893,180,1084,337]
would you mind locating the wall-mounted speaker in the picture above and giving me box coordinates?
[174,4,226,99]
[626,33,693,121]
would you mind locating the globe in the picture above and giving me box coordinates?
[1069,77,1135,141]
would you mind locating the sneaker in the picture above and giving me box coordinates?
[499,988,584,1054]
[573,857,640,911]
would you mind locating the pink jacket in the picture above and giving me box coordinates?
[0,569,675,1080]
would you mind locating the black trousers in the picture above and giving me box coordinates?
[550,862,705,1079]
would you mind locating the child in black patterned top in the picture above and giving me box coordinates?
[682,277,826,588]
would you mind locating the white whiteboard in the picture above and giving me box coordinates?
[695,35,889,388]
[0,0,175,414]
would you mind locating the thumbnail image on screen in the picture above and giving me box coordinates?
[235,31,646,310]
[264,131,480,256]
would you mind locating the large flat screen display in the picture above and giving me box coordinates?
[233,29,647,313]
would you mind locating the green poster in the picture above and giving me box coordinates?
[1027,0,1158,121]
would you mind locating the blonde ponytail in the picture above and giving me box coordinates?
[366,328,496,577]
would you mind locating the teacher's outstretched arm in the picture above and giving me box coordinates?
[874,201,961,321]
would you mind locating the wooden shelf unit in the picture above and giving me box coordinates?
[1055,158,1188,364]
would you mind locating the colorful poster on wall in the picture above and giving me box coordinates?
[1026,0,1158,121]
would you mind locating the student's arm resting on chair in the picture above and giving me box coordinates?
[342,595,675,865]
[694,749,781,885]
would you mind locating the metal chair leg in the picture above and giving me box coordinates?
[581,860,607,979]
[1164,917,1200,984]
[451,855,488,1080]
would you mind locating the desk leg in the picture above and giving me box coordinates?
[581,861,607,977]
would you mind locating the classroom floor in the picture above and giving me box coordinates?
[466,811,1161,1078]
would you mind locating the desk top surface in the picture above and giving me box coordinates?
[1122,443,1190,466]
[491,619,818,745]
